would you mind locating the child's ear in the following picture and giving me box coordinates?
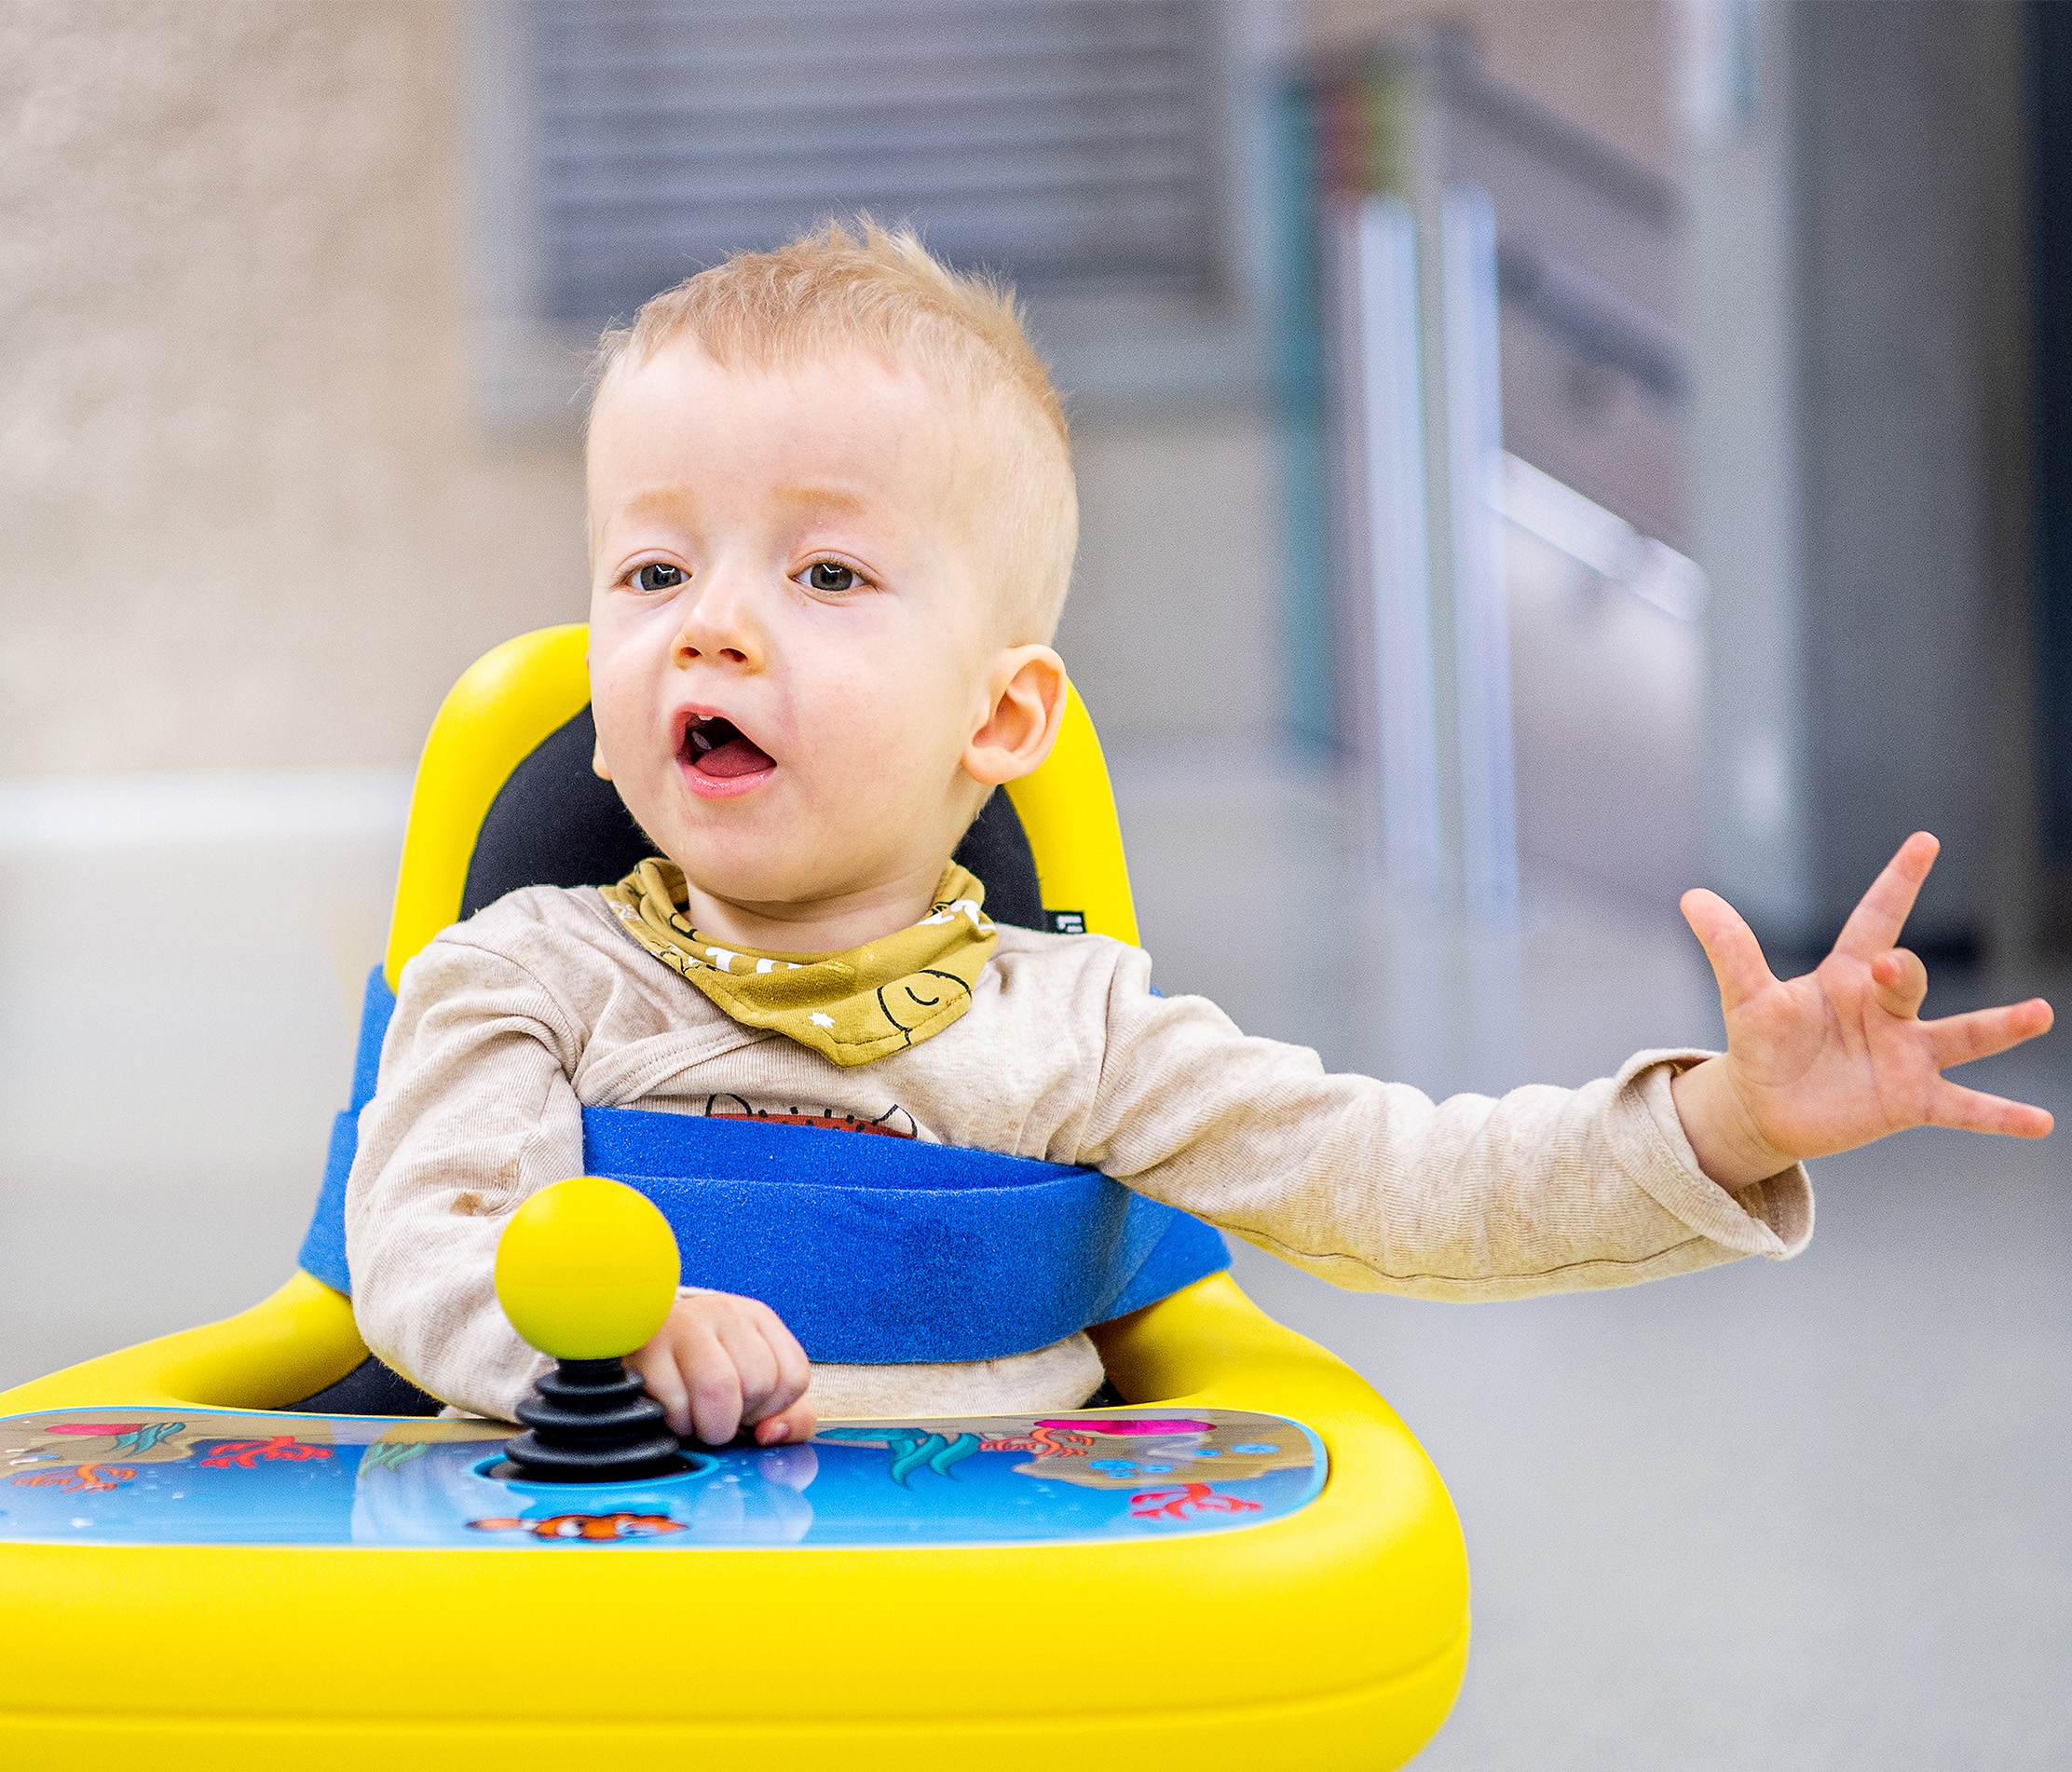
[964,647,1068,787]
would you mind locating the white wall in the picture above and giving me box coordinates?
[0,0,590,778]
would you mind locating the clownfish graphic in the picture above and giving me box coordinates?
[469,1512,687,1542]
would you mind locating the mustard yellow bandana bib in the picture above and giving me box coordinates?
[599,859,999,1067]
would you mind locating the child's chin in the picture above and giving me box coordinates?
[683,862,833,921]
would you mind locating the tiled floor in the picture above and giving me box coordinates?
[2,752,2066,1767]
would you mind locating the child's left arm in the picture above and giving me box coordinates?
[1670,831,2052,1191]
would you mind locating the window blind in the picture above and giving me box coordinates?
[536,0,1219,325]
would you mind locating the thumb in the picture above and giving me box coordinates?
[1871,947,1929,1020]
[1681,887,1778,1015]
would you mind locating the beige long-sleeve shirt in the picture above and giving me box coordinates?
[345,885,1812,1423]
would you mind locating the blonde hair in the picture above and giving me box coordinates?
[592,217,1076,641]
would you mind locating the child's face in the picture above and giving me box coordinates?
[586,342,1012,921]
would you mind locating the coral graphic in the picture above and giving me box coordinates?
[468,1512,688,1542]
[198,1435,333,1470]
[9,1464,135,1493]
[816,1427,981,1486]
[1127,1482,1263,1523]
[978,1424,1096,1457]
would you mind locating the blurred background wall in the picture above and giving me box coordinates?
[1,0,590,775]
[9,0,2044,951]
[1688,0,2034,959]
[1,0,1689,777]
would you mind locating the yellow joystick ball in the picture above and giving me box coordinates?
[494,1177,681,1361]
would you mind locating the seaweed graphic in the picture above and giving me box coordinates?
[817,1427,981,1487]
[358,1441,430,1475]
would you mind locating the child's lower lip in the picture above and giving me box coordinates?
[677,754,776,799]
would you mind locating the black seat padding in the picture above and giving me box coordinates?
[296,1354,446,1417]
[304,706,1050,1416]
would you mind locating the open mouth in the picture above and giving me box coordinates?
[681,712,776,781]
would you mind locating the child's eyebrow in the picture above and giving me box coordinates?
[608,484,698,524]
[772,484,869,518]
[598,482,872,537]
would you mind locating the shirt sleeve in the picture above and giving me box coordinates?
[343,932,588,1420]
[1074,947,1812,1301]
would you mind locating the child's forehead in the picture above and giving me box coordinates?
[600,337,981,433]
[589,340,1010,511]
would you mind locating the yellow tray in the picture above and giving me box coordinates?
[0,1270,1465,1765]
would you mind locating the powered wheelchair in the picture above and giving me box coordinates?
[0,624,1468,1768]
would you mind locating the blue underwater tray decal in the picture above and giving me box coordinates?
[0,1407,1324,1549]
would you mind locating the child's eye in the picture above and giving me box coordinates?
[802,561,862,594]
[633,562,686,593]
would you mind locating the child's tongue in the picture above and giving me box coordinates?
[691,729,775,779]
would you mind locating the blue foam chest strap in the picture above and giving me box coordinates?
[299,968,1228,1364]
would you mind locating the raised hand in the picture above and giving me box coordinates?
[1668,833,2052,1192]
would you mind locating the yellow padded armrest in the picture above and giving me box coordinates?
[0,1273,366,1415]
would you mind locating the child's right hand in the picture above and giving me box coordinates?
[1670,832,2052,1190]
[626,1289,816,1447]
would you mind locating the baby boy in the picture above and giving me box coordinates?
[346,222,2052,1448]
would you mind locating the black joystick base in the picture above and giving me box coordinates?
[496,1357,690,1483]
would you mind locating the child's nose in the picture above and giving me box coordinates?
[672,571,765,669]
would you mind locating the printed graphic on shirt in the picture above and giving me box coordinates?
[697,1094,919,1138]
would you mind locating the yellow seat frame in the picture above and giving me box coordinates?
[0,626,1468,1768]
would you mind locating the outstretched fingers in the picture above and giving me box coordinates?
[1926,997,2054,1070]
[1680,887,1777,1013]
[1929,1078,2054,1139]
[1833,832,1939,961]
